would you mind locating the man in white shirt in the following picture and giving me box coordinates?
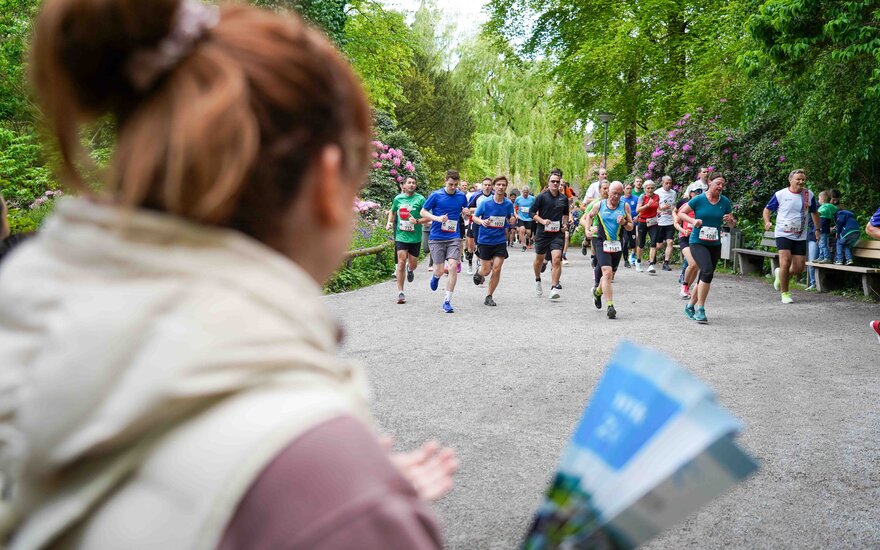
[685,167,710,195]
[762,169,820,304]
[582,168,608,202]
[655,176,677,271]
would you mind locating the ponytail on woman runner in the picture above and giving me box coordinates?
[30,0,372,242]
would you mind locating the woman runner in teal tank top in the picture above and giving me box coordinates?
[584,181,634,319]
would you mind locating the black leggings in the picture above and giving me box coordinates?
[690,243,721,284]
[621,228,635,258]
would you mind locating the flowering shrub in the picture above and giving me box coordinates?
[633,105,789,221]
[29,189,64,209]
[362,139,420,206]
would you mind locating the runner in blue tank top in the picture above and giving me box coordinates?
[584,181,634,319]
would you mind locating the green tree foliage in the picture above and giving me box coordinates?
[343,1,417,111]
[393,2,475,185]
[485,0,752,172]
[453,36,588,189]
[739,0,880,211]
[251,0,346,43]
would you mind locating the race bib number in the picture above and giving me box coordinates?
[781,220,802,234]
[398,219,415,232]
[520,207,529,216]
[699,226,719,242]
[603,240,622,253]
[441,219,458,232]
[545,221,561,232]
[488,216,506,228]
[646,217,658,227]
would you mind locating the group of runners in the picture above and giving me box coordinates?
[385,166,880,329]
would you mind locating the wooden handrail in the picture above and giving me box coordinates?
[343,241,392,259]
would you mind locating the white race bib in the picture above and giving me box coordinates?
[441,219,458,232]
[520,207,529,215]
[488,216,506,228]
[645,217,658,227]
[698,226,719,242]
[398,219,415,232]
[781,220,802,234]
[545,221,561,232]
[603,240,622,253]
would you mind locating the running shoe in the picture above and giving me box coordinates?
[549,286,561,300]
[694,306,708,324]
[442,300,454,313]
[647,263,656,274]
[781,292,793,304]
[592,286,602,309]
[522,245,527,252]
[473,273,485,286]
[870,320,880,343]
[680,284,690,299]
[834,260,844,265]
[407,268,414,283]
[581,243,588,255]
[805,284,816,291]
[397,292,406,304]
[484,295,497,307]
[635,262,644,273]
[535,280,543,296]
[562,259,570,266]
[541,261,548,273]
[629,253,637,265]
[773,267,781,290]
[684,303,696,320]
[555,281,562,289]
[624,260,631,268]
[662,261,671,271]
[456,262,461,273]
[429,275,439,292]
[607,304,616,319]
[814,257,830,264]
[845,260,854,266]
[466,263,473,275]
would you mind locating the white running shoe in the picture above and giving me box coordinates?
[679,284,690,299]
[466,264,473,275]
[535,280,543,296]
[635,262,644,273]
[549,286,560,300]
[562,259,570,266]
[647,263,656,274]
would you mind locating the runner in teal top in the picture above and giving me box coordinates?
[687,192,732,247]
[677,173,737,324]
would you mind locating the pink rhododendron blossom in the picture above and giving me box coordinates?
[396,176,403,183]
[719,98,728,103]
[779,156,786,163]
[373,162,382,169]
[668,130,677,138]
[648,161,656,170]
[732,153,738,160]
[682,144,692,152]
[651,149,664,158]
[393,157,401,167]
[405,162,415,172]
[390,169,397,176]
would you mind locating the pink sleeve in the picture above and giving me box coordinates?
[217,415,443,550]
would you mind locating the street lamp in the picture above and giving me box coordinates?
[597,112,615,169]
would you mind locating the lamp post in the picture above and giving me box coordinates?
[597,112,615,170]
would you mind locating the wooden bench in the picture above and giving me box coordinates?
[806,239,880,299]
[733,231,779,276]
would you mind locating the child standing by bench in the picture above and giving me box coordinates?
[834,207,861,265]
[815,190,837,263]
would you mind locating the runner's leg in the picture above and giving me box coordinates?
[488,256,504,296]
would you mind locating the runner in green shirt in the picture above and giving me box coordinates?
[386,176,427,304]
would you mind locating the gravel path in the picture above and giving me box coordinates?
[324,246,880,549]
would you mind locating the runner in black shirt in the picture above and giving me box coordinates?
[531,169,571,299]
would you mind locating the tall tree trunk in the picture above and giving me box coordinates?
[625,124,636,173]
